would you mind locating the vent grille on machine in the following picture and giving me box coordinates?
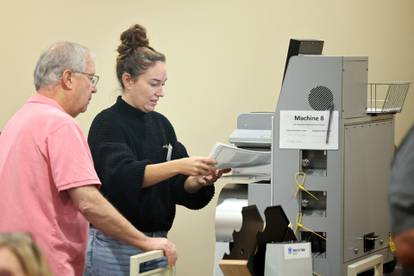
[308,86,334,110]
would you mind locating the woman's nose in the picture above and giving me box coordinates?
[156,87,164,97]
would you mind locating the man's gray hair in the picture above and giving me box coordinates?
[33,41,91,90]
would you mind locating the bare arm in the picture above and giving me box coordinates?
[142,157,217,188]
[67,185,177,266]
[394,229,414,265]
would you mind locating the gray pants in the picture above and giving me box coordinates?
[84,227,168,276]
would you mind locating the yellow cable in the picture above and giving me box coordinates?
[294,172,319,200]
[389,233,395,253]
[298,224,327,241]
[296,212,323,276]
[296,212,327,241]
[294,171,325,276]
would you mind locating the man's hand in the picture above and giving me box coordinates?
[143,237,177,267]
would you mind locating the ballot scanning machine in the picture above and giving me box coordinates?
[214,39,410,275]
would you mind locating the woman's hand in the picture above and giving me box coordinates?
[143,157,218,188]
[184,168,231,193]
[174,157,217,176]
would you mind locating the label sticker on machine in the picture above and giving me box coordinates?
[284,243,311,259]
[279,110,338,150]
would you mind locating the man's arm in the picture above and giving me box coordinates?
[67,185,177,266]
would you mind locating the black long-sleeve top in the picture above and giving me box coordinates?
[88,96,214,232]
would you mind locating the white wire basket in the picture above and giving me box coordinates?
[367,81,410,114]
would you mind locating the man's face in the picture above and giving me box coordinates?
[70,56,97,117]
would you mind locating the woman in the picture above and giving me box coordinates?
[85,24,227,275]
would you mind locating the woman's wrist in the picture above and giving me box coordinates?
[167,159,181,175]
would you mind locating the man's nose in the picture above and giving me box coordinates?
[91,85,97,94]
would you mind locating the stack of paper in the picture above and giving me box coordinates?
[209,143,271,170]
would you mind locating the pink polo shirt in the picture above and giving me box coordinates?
[0,94,101,276]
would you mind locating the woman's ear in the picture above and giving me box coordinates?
[61,69,73,90]
[122,73,134,90]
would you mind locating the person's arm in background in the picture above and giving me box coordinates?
[67,185,177,266]
[394,229,414,265]
[389,126,414,266]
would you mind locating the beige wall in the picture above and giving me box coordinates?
[1,1,414,275]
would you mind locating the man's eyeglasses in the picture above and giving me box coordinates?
[72,70,100,86]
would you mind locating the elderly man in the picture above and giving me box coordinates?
[0,41,176,276]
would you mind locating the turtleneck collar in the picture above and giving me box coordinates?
[113,96,147,118]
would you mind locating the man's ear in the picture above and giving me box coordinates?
[61,69,74,90]
[122,72,134,90]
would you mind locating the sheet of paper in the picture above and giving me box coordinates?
[279,110,339,150]
[209,143,271,169]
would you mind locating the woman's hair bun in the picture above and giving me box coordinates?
[117,24,149,56]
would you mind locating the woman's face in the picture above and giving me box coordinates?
[123,61,167,113]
